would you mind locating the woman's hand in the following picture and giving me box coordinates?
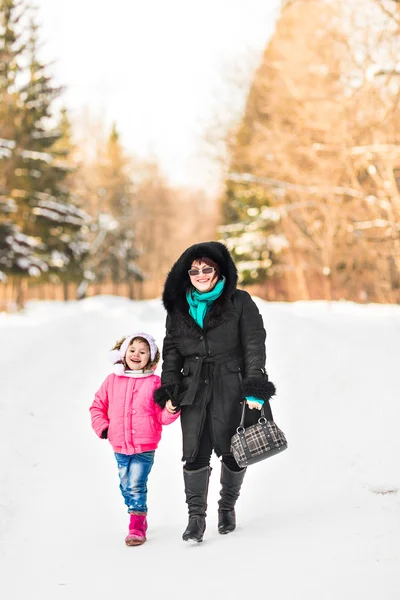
[165,399,177,413]
[246,399,263,410]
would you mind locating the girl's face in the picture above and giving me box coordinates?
[125,339,150,370]
[189,259,218,293]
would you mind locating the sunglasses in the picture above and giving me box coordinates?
[188,267,215,277]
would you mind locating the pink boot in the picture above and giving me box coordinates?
[125,512,147,546]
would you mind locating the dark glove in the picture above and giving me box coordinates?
[154,383,180,408]
[101,428,108,439]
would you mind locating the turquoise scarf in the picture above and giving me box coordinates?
[186,278,225,328]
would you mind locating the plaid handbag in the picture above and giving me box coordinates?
[231,401,287,468]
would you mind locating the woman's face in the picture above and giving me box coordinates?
[189,259,218,293]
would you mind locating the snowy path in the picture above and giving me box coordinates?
[0,297,399,599]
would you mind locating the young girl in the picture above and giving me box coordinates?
[90,331,179,546]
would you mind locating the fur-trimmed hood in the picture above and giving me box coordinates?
[162,241,238,313]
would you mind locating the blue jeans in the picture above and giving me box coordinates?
[114,451,155,513]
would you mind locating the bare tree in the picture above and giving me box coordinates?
[220,0,400,302]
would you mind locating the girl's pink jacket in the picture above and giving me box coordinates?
[90,373,179,454]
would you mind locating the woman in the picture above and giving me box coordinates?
[154,241,276,542]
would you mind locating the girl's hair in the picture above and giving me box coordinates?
[112,336,160,370]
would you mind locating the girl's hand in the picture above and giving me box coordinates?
[165,399,177,413]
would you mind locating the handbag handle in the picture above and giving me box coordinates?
[237,396,274,432]
[237,370,273,430]
[238,399,266,429]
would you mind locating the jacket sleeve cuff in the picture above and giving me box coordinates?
[154,383,180,408]
[245,396,264,405]
[243,379,276,402]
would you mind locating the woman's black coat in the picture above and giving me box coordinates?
[154,241,276,462]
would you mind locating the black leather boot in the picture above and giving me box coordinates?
[218,462,246,534]
[182,466,211,543]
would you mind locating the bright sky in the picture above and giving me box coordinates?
[36,0,281,193]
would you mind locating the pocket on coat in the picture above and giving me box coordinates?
[181,364,191,376]
[150,416,161,435]
[225,360,244,399]
[226,360,242,373]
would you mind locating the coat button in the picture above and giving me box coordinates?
[204,379,209,384]
[132,429,136,434]
[200,335,204,340]
[195,356,199,360]
[132,409,136,414]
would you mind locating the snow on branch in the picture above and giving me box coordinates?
[0,139,16,149]
[127,262,145,281]
[310,143,400,155]
[222,231,289,256]
[0,197,17,213]
[53,161,73,172]
[350,144,400,155]
[49,250,69,268]
[32,130,61,140]
[0,137,16,158]
[9,230,44,250]
[228,172,370,200]
[0,226,48,278]
[0,139,67,168]
[20,150,53,163]
[0,147,12,159]
[235,259,274,273]
[69,240,90,258]
[351,219,398,230]
[32,194,91,226]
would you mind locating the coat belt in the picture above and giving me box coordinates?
[180,351,242,407]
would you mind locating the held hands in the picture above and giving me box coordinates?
[165,399,178,414]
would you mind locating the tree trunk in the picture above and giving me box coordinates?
[127,278,135,300]
[14,277,25,310]
[63,280,69,301]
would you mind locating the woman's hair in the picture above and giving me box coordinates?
[112,336,160,370]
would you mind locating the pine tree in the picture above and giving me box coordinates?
[0,0,48,286]
[51,107,91,298]
[219,178,287,286]
[81,124,143,298]
[0,0,24,143]
[0,6,91,300]
[16,17,90,278]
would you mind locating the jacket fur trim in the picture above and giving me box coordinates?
[162,241,238,314]
[242,378,276,402]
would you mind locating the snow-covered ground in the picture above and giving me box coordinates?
[0,296,399,599]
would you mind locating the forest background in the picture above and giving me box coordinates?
[1,0,400,310]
